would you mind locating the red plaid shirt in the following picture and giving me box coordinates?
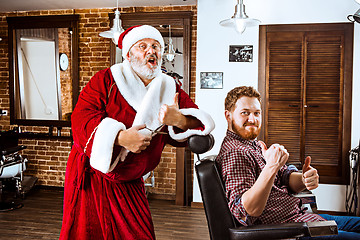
[216,130,325,226]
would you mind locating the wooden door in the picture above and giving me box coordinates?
[260,23,353,184]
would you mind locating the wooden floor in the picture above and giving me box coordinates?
[0,188,210,240]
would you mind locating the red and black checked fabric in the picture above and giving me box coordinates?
[216,130,325,226]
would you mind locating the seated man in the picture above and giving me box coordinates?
[216,86,360,239]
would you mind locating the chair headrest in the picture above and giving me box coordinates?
[187,134,215,154]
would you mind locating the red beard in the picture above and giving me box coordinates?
[232,121,260,140]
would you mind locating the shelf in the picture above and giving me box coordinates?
[18,132,72,140]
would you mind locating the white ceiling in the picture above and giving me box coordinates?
[0,0,197,12]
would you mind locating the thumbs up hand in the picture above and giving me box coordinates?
[302,156,319,190]
[159,93,185,128]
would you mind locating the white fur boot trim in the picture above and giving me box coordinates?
[168,108,215,141]
[90,117,126,173]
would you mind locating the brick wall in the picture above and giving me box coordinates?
[0,5,197,199]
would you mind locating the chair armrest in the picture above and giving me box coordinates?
[229,220,337,240]
[293,190,318,213]
[307,220,338,237]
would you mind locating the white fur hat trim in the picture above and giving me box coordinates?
[121,25,164,58]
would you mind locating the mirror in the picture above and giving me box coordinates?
[7,15,79,127]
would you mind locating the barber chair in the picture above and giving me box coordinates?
[188,135,338,240]
[143,171,155,187]
[143,171,155,198]
[0,130,37,211]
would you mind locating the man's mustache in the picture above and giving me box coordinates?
[243,123,259,127]
[145,54,158,62]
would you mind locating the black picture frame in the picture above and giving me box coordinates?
[200,72,223,89]
[229,45,253,62]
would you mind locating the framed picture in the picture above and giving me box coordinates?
[200,72,223,89]
[229,45,253,62]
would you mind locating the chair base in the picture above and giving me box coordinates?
[0,175,37,212]
[21,175,38,197]
[0,201,23,212]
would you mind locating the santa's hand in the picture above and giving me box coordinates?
[159,93,186,129]
[302,156,319,190]
[260,141,289,170]
[116,124,152,153]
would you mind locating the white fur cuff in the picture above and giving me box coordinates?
[168,108,215,141]
[90,117,126,173]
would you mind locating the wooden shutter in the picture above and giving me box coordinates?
[260,23,353,184]
[266,32,303,166]
[304,32,343,183]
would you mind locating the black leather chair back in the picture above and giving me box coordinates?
[195,157,238,240]
[0,130,19,152]
[188,134,215,155]
[191,135,338,240]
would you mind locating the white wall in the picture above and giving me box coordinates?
[194,0,360,212]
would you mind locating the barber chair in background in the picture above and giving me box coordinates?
[188,135,338,240]
[143,171,155,197]
[0,130,37,211]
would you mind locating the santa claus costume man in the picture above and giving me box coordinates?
[59,25,214,240]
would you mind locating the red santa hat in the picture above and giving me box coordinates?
[118,25,165,58]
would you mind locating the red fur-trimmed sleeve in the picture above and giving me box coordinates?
[71,69,124,158]
[168,84,215,142]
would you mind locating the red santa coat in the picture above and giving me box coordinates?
[59,63,214,240]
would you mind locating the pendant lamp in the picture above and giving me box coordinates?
[164,25,176,62]
[219,0,260,34]
[99,0,124,45]
[348,0,360,23]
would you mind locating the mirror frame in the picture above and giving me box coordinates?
[109,11,193,205]
[7,15,79,127]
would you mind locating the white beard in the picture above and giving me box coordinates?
[129,53,162,80]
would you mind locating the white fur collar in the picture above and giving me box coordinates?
[110,60,176,163]
[110,60,176,133]
[90,62,215,173]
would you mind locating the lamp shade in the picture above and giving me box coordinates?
[99,9,124,45]
[220,17,260,33]
[354,13,360,23]
[165,53,175,62]
[164,26,176,62]
[348,8,360,24]
[219,0,260,34]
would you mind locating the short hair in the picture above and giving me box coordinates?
[225,86,261,111]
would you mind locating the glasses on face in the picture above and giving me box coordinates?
[134,42,162,53]
[145,124,168,137]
